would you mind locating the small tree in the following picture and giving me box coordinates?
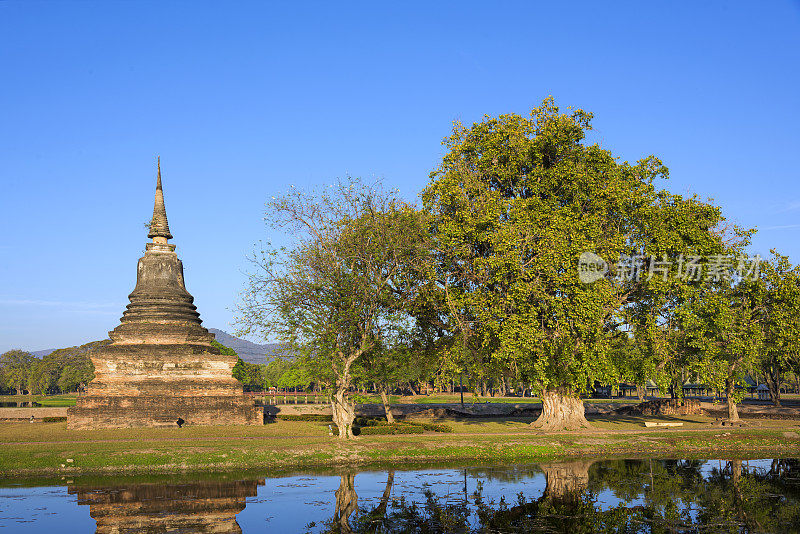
[682,276,765,422]
[357,333,421,423]
[237,178,429,438]
[758,251,800,406]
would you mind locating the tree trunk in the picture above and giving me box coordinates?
[636,385,645,401]
[730,459,746,526]
[479,380,487,397]
[726,378,740,422]
[380,386,395,424]
[764,363,782,407]
[540,460,593,503]
[408,382,419,396]
[375,470,394,517]
[531,387,590,431]
[331,387,356,439]
[499,376,507,397]
[334,474,358,534]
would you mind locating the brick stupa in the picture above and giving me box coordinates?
[68,160,261,429]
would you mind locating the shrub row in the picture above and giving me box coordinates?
[279,414,452,433]
[359,423,424,435]
[42,416,67,422]
[354,417,386,427]
[277,414,333,422]
[416,422,453,433]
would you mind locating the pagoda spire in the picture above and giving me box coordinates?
[148,156,173,242]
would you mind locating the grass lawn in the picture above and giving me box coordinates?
[0,394,78,407]
[2,414,800,477]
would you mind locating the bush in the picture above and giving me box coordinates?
[277,414,333,422]
[354,417,387,427]
[359,423,424,435]
[417,422,453,433]
[41,416,67,422]
[351,418,453,433]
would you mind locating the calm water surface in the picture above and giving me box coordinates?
[1,459,798,533]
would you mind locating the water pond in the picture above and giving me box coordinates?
[1,458,798,532]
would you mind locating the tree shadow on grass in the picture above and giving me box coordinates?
[446,416,539,428]
[587,413,705,428]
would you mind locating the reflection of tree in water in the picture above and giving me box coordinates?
[311,459,800,534]
[696,459,800,532]
[482,460,599,534]
[316,471,398,534]
[333,473,358,534]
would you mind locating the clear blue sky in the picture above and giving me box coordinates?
[1,1,799,352]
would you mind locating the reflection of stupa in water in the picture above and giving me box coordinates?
[69,478,264,533]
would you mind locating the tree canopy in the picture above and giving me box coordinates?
[421,98,735,429]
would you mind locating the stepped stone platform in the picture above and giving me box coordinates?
[67,161,260,429]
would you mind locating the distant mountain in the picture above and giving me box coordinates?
[32,349,56,357]
[208,328,285,364]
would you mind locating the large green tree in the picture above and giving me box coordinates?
[237,178,429,438]
[46,340,105,393]
[0,350,35,395]
[422,98,728,430]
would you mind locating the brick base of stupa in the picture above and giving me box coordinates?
[68,394,262,429]
[67,344,262,429]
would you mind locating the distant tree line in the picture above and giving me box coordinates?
[0,340,108,395]
[0,338,312,397]
[214,341,315,392]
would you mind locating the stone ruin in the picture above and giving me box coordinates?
[615,398,704,417]
[67,160,261,428]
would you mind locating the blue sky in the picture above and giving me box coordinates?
[1,1,799,352]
